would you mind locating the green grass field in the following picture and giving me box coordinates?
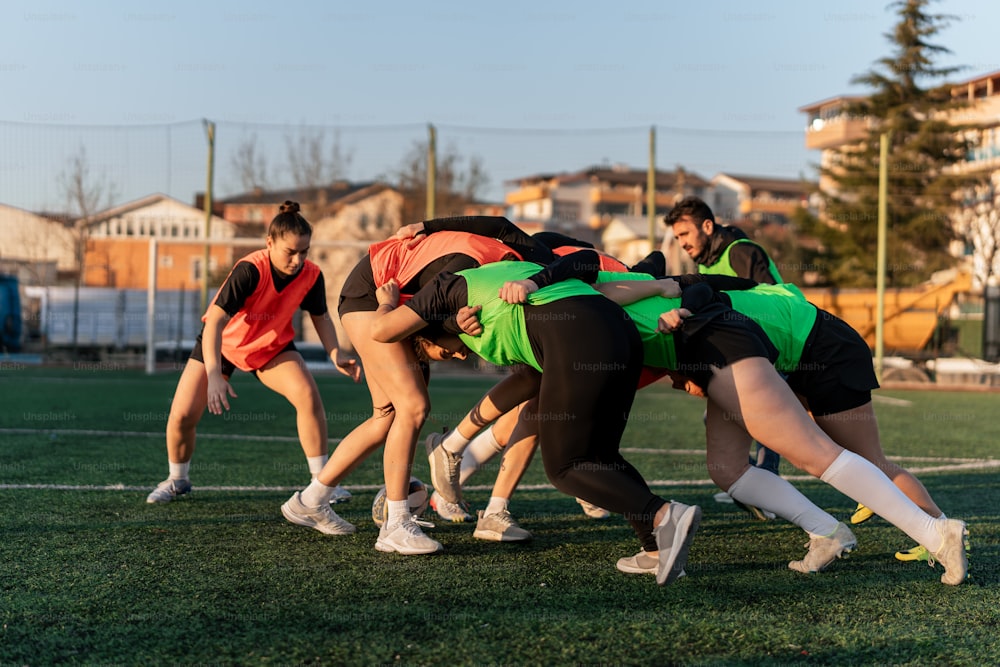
[1,366,997,666]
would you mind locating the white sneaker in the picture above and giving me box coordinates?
[375,517,443,555]
[329,485,352,504]
[713,491,734,504]
[929,518,969,585]
[146,478,192,504]
[654,501,701,585]
[577,498,611,519]
[788,522,856,573]
[281,491,356,535]
[429,490,473,523]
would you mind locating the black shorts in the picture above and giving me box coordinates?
[674,311,779,391]
[189,331,297,376]
[338,255,380,316]
[786,311,880,416]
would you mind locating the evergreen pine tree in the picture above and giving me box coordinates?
[803,0,971,287]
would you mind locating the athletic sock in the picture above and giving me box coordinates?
[168,461,190,481]
[441,429,471,455]
[484,496,509,516]
[307,454,328,478]
[727,465,839,537]
[820,450,942,551]
[300,478,334,508]
[459,428,504,485]
[386,499,409,527]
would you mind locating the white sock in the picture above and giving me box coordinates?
[168,461,190,481]
[820,450,942,551]
[307,454,328,478]
[727,466,839,537]
[300,478,334,507]
[460,428,504,485]
[484,496,509,515]
[442,429,471,455]
[386,499,409,526]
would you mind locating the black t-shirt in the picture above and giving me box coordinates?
[213,261,328,317]
[403,272,469,337]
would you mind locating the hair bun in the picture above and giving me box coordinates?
[279,200,301,214]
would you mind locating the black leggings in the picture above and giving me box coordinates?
[525,296,666,545]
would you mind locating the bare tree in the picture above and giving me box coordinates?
[956,176,1000,290]
[59,145,118,356]
[284,126,354,190]
[230,133,270,192]
[394,139,490,223]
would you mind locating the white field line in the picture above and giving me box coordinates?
[3,428,997,493]
[872,394,914,407]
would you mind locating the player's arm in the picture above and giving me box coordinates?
[594,278,680,306]
[498,250,602,303]
[202,305,236,414]
[310,312,361,382]
[672,273,759,291]
[369,279,431,343]
[398,216,555,264]
[201,261,259,414]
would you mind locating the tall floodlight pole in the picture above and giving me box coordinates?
[426,123,436,220]
[202,120,216,313]
[875,131,890,380]
[648,126,657,252]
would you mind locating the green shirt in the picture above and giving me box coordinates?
[594,271,679,370]
[457,261,601,372]
[700,238,783,283]
[722,283,817,372]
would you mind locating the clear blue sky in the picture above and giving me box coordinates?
[2,0,998,212]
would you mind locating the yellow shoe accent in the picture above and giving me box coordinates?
[894,544,930,562]
[850,503,874,525]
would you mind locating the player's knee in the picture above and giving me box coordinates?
[392,398,430,426]
[168,410,200,432]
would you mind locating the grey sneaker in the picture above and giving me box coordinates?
[616,551,687,578]
[788,522,857,573]
[329,485,352,504]
[577,498,611,519]
[616,550,658,574]
[429,490,473,523]
[654,501,701,585]
[425,431,463,504]
[929,518,969,585]
[375,517,443,555]
[473,509,532,542]
[281,491,356,535]
[146,478,192,504]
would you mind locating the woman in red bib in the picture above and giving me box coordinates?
[146,202,361,523]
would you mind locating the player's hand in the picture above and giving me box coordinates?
[656,307,692,333]
[333,350,362,383]
[206,373,237,414]
[657,278,681,298]
[666,370,705,398]
[456,305,483,336]
[393,223,427,248]
[498,279,538,304]
[376,279,400,307]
